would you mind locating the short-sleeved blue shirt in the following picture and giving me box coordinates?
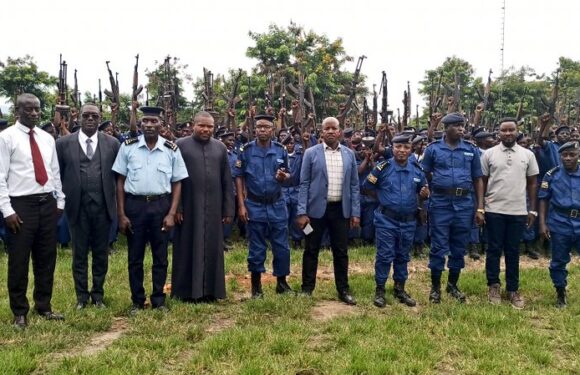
[421,137,482,209]
[538,165,580,236]
[112,135,188,195]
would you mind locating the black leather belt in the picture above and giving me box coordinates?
[247,191,281,205]
[379,206,417,222]
[553,205,580,219]
[11,193,54,202]
[433,187,471,197]
[126,193,170,202]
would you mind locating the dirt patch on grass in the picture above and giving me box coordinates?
[206,314,235,333]
[53,317,128,359]
[311,301,357,322]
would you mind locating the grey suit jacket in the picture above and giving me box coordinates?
[56,131,120,225]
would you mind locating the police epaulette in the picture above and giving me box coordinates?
[426,140,438,147]
[239,142,252,152]
[546,166,560,176]
[376,160,390,171]
[273,141,285,149]
[164,140,178,151]
[124,137,139,145]
[465,139,477,147]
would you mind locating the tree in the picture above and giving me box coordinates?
[0,55,57,121]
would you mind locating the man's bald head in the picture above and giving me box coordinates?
[322,117,340,128]
[16,93,40,109]
[193,111,214,125]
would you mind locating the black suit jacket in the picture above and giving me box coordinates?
[56,131,120,225]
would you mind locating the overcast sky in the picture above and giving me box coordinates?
[1,0,578,117]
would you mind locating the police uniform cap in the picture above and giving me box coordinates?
[418,127,428,134]
[220,131,235,139]
[441,112,465,126]
[392,134,412,144]
[254,114,275,122]
[558,141,579,153]
[98,120,112,131]
[343,128,354,137]
[412,135,426,145]
[139,106,164,117]
[403,127,416,134]
[555,125,571,135]
[474,130,493,140]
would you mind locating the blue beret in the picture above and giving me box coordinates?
[558,141,579,153]
[441,112,465,126]
[0,119,8,127]
[98,120,112,131]
[412,135,426,144]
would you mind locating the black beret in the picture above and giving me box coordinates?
[392,134,412,144]
[441,112,465,126]
[98,120,112,131]
[555,125,571,135]
[220,131,234,139]
[558,141,579,153]
[254,114,275,122]
[139,106,164,117]
[412,135,426,145]
[474,131,493,140]
[343,127,354,137]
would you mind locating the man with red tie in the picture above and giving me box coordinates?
[0,94,66,329]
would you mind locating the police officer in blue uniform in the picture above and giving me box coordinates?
[233,114,295,298]
[221,131,238,249]
[112,106,188,314]
[538,141,580,308]
[364,135,429,308]
[281,134,304,248]
[421,112,485,303]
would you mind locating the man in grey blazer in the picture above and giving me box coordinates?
[56,103,120,309]
[296,117,360,305]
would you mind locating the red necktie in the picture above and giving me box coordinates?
[29,129,48,186]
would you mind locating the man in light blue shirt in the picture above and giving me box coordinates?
[112,106,188,314]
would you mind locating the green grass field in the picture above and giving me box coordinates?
[0,242,578,374]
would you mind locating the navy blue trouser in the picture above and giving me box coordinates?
[485,212,527,292]
[374,218,415,286]
[429,206,473,272]
[125,195,170,307]
[549,232,580,288]
[247,220,290,276]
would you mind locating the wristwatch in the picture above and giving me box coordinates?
[476,208,485,214]
[528,211,538,217]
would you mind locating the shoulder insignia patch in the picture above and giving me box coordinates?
[546,166,560,176]
[164,140,178,151]
[541,181,549,189]
[124,137,139,146]
[376,160,389,171]
[367,174,378,184]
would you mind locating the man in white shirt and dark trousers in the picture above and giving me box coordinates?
[0,94,66,328]
[480,118,539,309]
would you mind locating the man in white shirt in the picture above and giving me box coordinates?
[480,118,539,309]
[0,94,66,328]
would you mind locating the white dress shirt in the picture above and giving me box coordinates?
[0,122,65,217]
[78,130,99,157]
[323,142,344,202]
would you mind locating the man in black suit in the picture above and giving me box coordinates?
[56,103,120,309]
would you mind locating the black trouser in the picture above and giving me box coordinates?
[485,212,527,292]
[69,199,111,304]
[6,194,58,316]
[125,195,170,307]
[302,202,350,293]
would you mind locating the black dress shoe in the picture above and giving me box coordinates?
[338,291,357,306]
[129,304,144,316]
[446,283,466,303]
[93,301,106,309]
[12,315,27,329]
[76,301,87,310]
[38,311,65,321]
[429,288,441,304]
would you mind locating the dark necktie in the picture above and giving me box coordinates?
[29,129,48,186]
[86,138,94,160]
